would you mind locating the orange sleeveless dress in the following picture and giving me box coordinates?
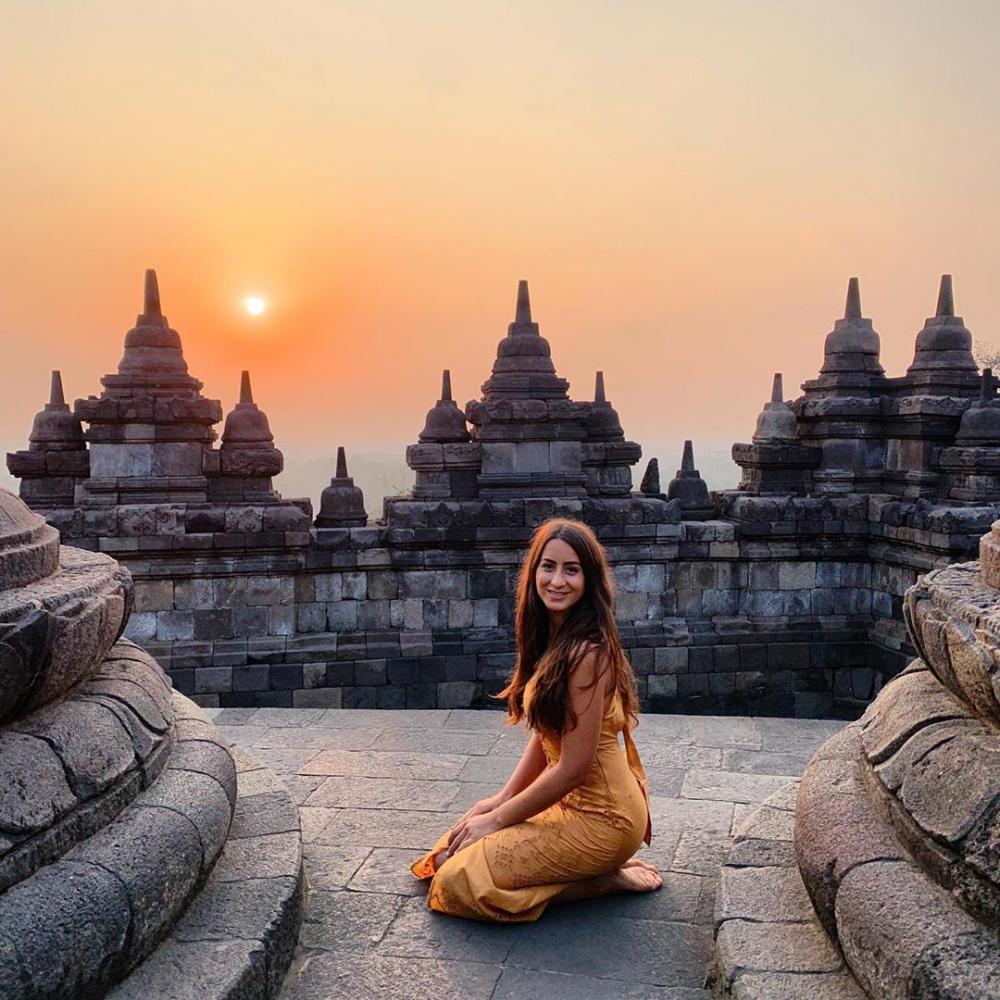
[410,683,652,923]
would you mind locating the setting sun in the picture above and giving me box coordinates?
[244,296,266,316]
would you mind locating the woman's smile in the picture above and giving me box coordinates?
[536,538,586,620]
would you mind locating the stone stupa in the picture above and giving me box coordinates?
[0,488,303,998]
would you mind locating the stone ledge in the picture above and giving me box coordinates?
[0,693,235,1000]
[795,685,1000,999]
[110,744,304,1000]
[714,784,865,1000]
[0,641,176,891]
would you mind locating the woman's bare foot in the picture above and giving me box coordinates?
[553,861,662,904]
[607,864,662,893]
[622,856,660,876]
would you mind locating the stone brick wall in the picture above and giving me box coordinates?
[51,491,981,719]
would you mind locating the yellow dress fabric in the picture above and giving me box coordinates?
[410,685,652,923]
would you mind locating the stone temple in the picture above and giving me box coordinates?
[8,270,1000,718]
[6,269,1000,998]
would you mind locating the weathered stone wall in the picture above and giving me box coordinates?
[40,493,988,719]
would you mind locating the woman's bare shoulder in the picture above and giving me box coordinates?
[567,640,607,688]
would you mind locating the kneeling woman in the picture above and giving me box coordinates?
[411,518,660,922]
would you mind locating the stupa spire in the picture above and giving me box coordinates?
[144,269,161,317]
[770,373,783,404]
[817,276,883,379]
[49,370,66,408]
[681,439,695,472]
[315,445,367,527]
[845,277,861,320]
[982,368,996,404]
[515,280,532,324]
[240,370,253,404]
[667,440,714,519]
[442,369,452,402]
[936,274,954,318]
[595,371,606,404]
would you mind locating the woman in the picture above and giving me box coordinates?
[411,518,661,922]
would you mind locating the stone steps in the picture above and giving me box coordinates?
[110,742,304,1000]
[713,784,865,1000]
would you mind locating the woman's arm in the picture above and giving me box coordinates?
[448,649,607,856]
[496,731,548,802]
[450,730,547,827]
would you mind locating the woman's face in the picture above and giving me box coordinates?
[535,538,585,622]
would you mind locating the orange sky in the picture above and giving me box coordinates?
[3,1,1000,500]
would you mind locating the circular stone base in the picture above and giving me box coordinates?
[109,743,304,1000]
[714,783,866,999]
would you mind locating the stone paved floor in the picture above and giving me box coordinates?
[208,707,846,1000]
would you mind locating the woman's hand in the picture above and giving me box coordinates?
[451,793,503,830]
[446,810,503,857]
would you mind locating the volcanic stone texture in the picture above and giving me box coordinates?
[110,743,304,1000]
[0,542,133,723]
[0,694,238,999]
[0,640,175,892]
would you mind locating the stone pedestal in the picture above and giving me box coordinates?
[715,517,1000,998]
[0,488,302,998]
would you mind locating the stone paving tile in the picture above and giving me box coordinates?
[284,952,502,999]
[458,754,528,783]
[216,724,269,745]
[304,775,461,811]
[491,731,537,757]
[680,769,797,804]
[646,767,687,797]
[686,716,763,750]
[443,708,510,731]
[633,713,693,743]
[494,967,712,999]
[761,731,840,755]
[639,743,726,770]
[377,896,521,962]
[253,726,381,751]
[298,889,402,952]
[731,803,755,833]
[570,871,705,924]
[302,844,372,891]
[275,775,326,806]
[672,831,737,878]
[250,748,324,773]
[507,910,712,987]
[370,728,500,756]
[300,749,468,780]
[317,708,452,728]
[207,707,257,725]
[721,747,816,776]
[754,716,844,740]
[313,807,460,850]
[220,709,846,1000]
[251,708,326,728]
[649,796,735,836]
[298,806,337,843]
[347,848,430,896]
[449,782,504,811]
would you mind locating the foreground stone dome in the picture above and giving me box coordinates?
[0,489,303,999]
[714,515,1000,998]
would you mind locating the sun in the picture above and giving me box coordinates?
[244,296,267,316]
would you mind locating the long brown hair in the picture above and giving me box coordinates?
[498,518,639,735]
